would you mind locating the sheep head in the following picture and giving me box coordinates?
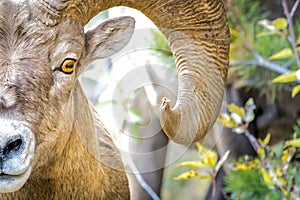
[0,0,229,194]
[0,1,134,192]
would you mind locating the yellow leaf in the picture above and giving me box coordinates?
[269,48,293,60]
[263,133,271,145]
[230,28,241,38]
[174,170,199,180]
[272,72,297,83]
[281,149,289,163]
[281,147,296,164]
[257,148,266,158]
[297,41,300,52]
[201,151,218,167]
[217,114,238,128]
[196,142,207,154]
[177,161,205,168]
[234,163,254,171]
[227,103,245,118]
[271,18,288,30]
[196,142,218,168]
[292,85,300,98]
[248,158,260,165]
[285,138,300,148]
[275,166,283,177]
[279,178,287,187]
[261,168,274,186]
[198,175,213,180]
[258,133,271,146]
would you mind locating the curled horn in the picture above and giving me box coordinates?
[32,0,229,144]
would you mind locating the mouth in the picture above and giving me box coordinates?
[0,166,32,193]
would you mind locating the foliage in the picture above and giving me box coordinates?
[149,29,176,69]
[147,1,300,198]
[219,99,300,200]
[228,0,300,99]
[217,98,255,133]
[174,143,230,195]
[225,169,280,200]
[173,97,300,199]
[272,70,300,97]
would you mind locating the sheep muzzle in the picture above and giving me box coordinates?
[0,120,35,193]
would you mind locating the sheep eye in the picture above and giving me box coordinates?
[59,58,77,74]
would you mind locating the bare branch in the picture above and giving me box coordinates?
[252,52,290,74]
[290,0,300,18]
[230,52,290,74]
[120,121,161,200]
[281,0,300,68]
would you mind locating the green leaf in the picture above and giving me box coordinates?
[129,107,144,124]
[271,18,288,30]
[129,124,141,138]
[96,100,117,107]
[272,72,297,83]
[292,85,300,98]
[269,48,293,60]
[256,31,277,37]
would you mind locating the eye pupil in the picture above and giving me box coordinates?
[65,63,73,68]
[60,58,77,74]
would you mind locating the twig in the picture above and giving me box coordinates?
[290,0,300,18]
[244,129,261,152]
[230,52,290,74]
[281,0,300,68]
[119,120,160,200]
[244,130,283,196]
[126,154,161,200]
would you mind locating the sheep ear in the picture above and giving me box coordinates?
[84,16,135,64]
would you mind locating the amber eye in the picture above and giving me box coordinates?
[59,58,77,74]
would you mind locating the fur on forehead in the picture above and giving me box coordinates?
[0,2,56,62]
[0,1,85,67]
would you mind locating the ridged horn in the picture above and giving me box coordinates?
[31,0,230,145]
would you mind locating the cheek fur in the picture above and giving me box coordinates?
[33,94,74,168]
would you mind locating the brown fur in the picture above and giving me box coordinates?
[0,1,130,199]
[0,84,130,199]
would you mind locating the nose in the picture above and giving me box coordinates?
[0,96,7,109]
[0,136,23,158]
[0,136,23,160]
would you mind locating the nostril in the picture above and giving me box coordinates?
[3,138,22,157]
[0,96,7,108]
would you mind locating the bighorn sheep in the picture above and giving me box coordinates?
[0,0,229,199]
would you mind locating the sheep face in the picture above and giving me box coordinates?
[0,1,134,193]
